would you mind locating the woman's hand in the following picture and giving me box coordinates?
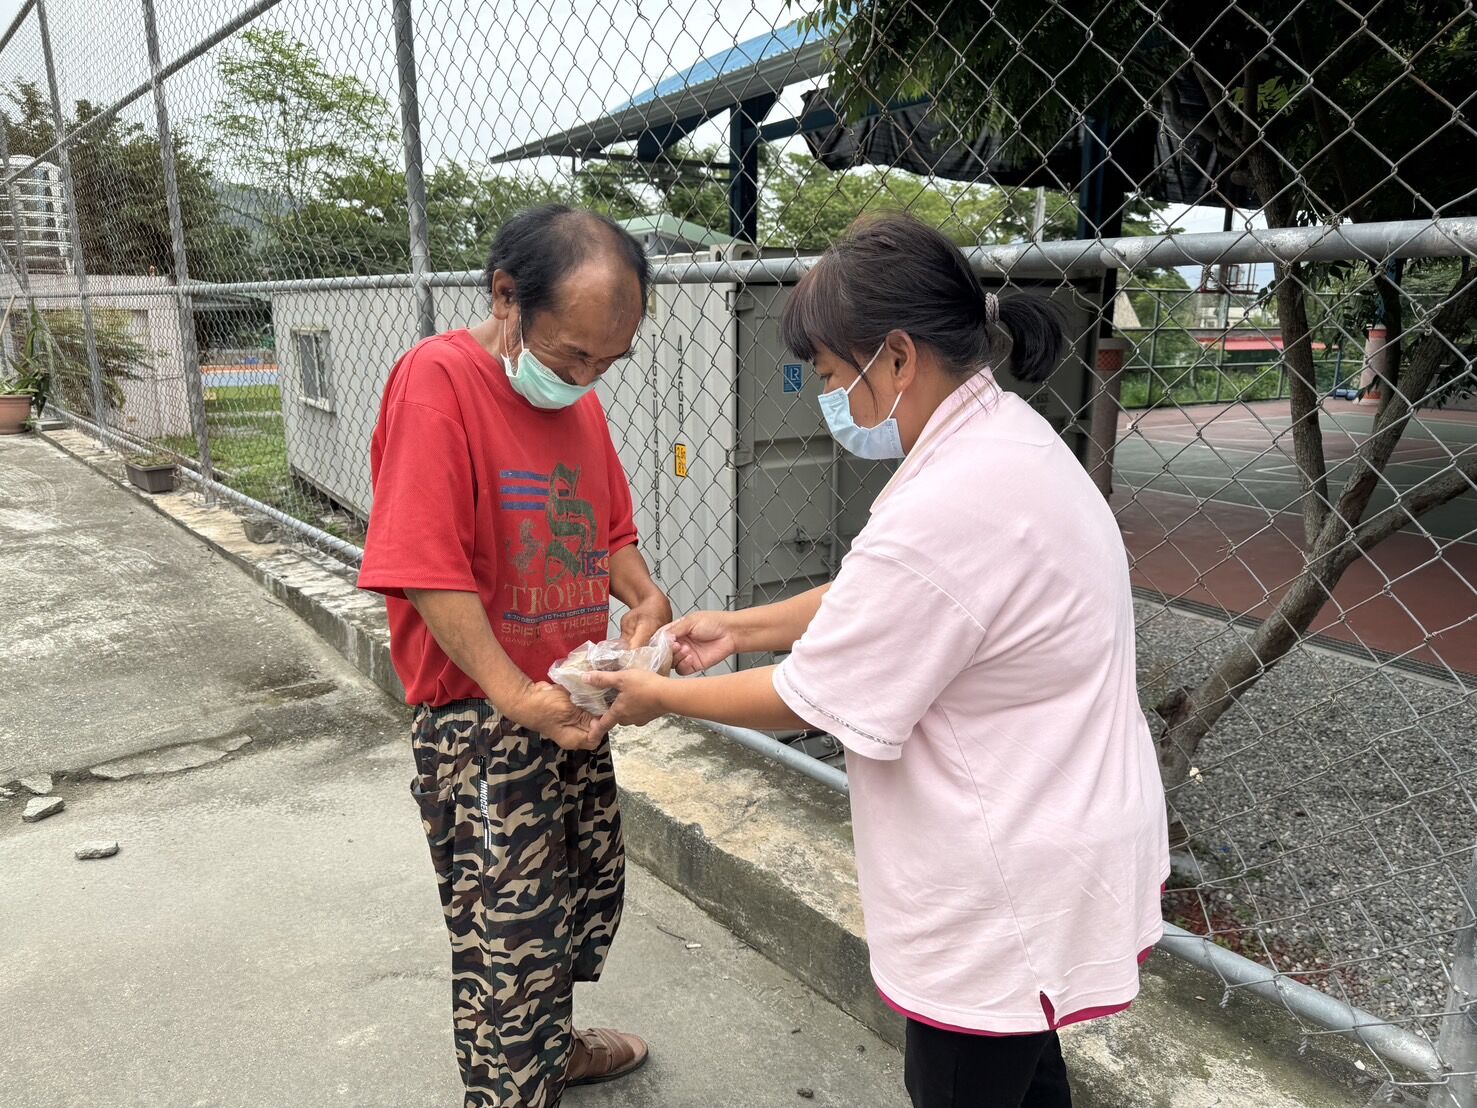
[620,591,674,649]
[582,669,670,742]
[665,611,741,674]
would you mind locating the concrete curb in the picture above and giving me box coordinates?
[38,429,1375,1107]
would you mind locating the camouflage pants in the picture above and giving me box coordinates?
[410,699,625,1108]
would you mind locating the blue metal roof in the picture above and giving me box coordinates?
[490,18,835,163]
[610,20,829,114]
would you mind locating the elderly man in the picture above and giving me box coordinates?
[358,204,671,1107]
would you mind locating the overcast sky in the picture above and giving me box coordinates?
[0,0,1265,283]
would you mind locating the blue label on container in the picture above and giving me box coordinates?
[783,362,804,393]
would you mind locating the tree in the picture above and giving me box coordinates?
[266,162,563,279]
[212,29,396,213]
[427,164,563,270]
[4,81,231,280]
[549,140,1157,258]
[762,151,1104,250]
[811,0,1477,802]
[760,145,1166,250]
[660,144,732,233]
[32,307,149,415]
[207,31,567,281]
[1318,258,1477,407]
[561,142,733,233]
[573,160,648,220]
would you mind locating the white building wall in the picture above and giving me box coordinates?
[0,272,189,439]
[273,285,487,518]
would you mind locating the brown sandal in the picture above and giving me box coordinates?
[566,1027,650,1086]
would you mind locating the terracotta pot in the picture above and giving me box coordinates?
[0,394,32,434]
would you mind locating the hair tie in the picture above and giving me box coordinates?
[984,292,999,326]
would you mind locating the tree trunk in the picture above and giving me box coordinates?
[1336,269,1477,526]
[1156,542,1348,788]
[1152,58,1477,809]
[1154,278,1477,795]
[1245,145,1331,547]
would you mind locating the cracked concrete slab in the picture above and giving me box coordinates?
[89,743,230,780]
[0,434,386,782]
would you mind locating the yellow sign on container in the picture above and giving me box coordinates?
[674,443,688,478]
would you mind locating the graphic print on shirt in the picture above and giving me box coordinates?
[498,464,611,647]
[510,518,539,575]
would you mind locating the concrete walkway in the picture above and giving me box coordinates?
[0,433,393,782]
[0,434,905,1107]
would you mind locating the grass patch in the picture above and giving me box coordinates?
[160,384,366,544]
[1120,360,1350,410]
[202,383,281,411]
[161,384,311,515]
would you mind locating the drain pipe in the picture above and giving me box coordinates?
[694,719,850,795]
[1158,923,1439,1078]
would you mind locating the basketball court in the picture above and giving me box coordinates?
[1110,399,1477,679]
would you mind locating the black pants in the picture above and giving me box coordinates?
[904,1020,1072,1108]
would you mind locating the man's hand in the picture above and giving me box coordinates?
[611,546,670,648]
[619,591,674,649]
[505,682,602,750]
[583,670,670,743]
[665,611,741,675]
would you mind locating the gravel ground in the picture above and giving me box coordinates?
[1133,597,1476,1038]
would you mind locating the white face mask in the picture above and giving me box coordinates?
[504,315,595,411]
[818,342,906,460]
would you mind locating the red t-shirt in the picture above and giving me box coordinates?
[357,329,638,706]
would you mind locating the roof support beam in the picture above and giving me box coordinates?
[729,93,777,242]
[635,113,710,161]
[757,95,932,143]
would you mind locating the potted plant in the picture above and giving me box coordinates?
[0,299,52,435]
[124,452,178,494]
[0,382,33,434]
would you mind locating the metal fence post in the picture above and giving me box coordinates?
[140,0,214,486]
[1433,843,1477,1108]
[392,0,435,340]
[35,0,107,427]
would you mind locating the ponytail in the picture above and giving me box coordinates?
[780,210,1068,385]
[994,294,1067,384]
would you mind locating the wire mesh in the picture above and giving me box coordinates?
[1,0,1473,1098]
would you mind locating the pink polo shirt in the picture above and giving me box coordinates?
[774,374,1169,1035]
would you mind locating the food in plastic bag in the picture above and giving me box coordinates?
[548,630,674,713]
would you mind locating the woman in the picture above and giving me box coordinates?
[585,212,1169,1108]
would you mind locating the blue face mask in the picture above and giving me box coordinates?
[818,343,905,460]
[506,320,595,411]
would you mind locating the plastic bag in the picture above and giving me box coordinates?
[548,630,674,714]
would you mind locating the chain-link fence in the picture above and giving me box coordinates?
[1,0,1474,1099]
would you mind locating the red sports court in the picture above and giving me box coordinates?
[1109,400,1477,680]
